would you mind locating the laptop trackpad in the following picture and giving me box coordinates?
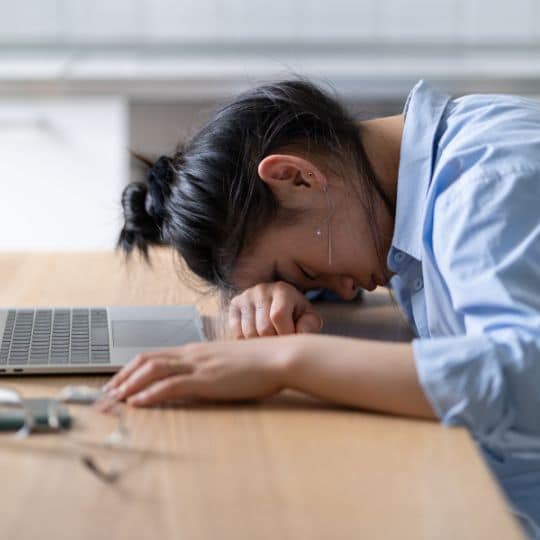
[112,320,200,348]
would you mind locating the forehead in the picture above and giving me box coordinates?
[228,212,321,291]
[229,247,274,291]
[228,222,293,290]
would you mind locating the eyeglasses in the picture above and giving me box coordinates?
[0,385,134,484]
[0,386,68,437]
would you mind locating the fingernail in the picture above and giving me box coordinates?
[298,322,315,333]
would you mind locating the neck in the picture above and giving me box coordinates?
[355,114,404,282]
[356,114,404,210]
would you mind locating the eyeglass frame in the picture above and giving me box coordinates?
[0,384,132,483]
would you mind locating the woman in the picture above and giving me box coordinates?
[105,79,540,535]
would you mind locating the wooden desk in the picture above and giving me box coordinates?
[0,251,524,540]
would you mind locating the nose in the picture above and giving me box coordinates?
[327,275,358,301]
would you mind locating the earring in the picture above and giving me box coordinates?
[315,185,334,266]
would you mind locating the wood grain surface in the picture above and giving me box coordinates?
[0,250,524,540]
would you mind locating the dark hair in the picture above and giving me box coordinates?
[118,78,394,294]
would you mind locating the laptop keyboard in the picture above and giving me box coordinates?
[0,309,110,365]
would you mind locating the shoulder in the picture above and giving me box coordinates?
[430,92,540,197]
[435,163,540,211]
[429,165,540,280]
[441,92,540,148]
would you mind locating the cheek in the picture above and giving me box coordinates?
[342,216,380,260]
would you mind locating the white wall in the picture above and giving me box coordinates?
[0,99,128,250]
[0,0,539,45]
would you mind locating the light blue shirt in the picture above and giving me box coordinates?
[388,80,540,537]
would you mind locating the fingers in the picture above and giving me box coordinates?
[229,292,270,339]
[102,347,190,393]
[268,285,297,335]
[102,352,150,392]
[255,302,277,337]
[127,374,195,407]
[295,311,323,334]
[228,304,243,340]
[229,281,303,338]
[111,357,193,402]
[228,302,262,340]
[227,281,323,338]
[240,305,258,339]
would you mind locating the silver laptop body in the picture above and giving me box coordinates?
[0,305,206,375]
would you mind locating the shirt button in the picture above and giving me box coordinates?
[413,277,423,291]
[394,251,405,263]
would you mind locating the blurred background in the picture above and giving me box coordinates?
[1,0,539,250]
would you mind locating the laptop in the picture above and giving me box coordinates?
[0,305,206,375]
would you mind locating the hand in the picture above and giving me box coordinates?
[228,281,323,339]
[101,338,295,407]
[101,335,434,418]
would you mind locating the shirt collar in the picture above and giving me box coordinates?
[387,80,450,269]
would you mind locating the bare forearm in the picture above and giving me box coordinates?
[282,335,436,420]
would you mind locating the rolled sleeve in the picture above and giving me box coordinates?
[413,330,540,454]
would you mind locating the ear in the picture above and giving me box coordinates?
[257,154,327,204]
[257,154,326,189]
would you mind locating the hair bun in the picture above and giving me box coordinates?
[117,182,161,256]
[145,155,173,221]
[117,155,176,256]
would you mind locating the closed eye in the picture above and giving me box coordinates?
[299,265,317,281]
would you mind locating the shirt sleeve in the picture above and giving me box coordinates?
[412,166,540,456]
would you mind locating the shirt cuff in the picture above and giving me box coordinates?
[411,334,506,433]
